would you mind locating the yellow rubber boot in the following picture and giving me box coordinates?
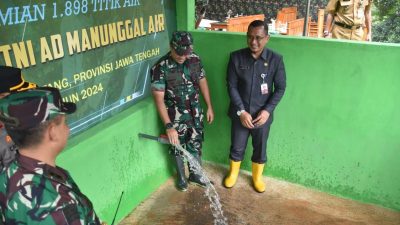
[252,162,266,193]
[223,160,241,188]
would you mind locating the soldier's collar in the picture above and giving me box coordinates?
[167,54,187,67]
[167,53,177,65]
[17,154,68,182]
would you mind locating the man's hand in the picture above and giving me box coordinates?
[166,128,179,145]
[239,111,254,129]
[323,30,331,38]
[252,110,270,127]
[207,107,214,124]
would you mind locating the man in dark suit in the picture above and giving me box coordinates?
[224,20,286,193]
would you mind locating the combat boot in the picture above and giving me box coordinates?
[252,162,266,193]
[223,160,241,188]
[174,155,188,192]
[188,154,207,188]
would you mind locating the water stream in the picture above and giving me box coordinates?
[174,144,228,225]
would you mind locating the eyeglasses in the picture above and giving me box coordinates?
[247,35,267,42]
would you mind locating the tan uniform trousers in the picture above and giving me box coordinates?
[332,24,364,41]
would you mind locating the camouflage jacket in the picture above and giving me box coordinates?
[151,52,205,128]
[0,154,101,225]
[0,125,16,171]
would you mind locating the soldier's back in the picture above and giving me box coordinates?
[0,156,101,224]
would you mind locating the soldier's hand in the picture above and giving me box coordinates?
[207,107,214,124]
[240,111,254,129]
[252,110,270,127]
[166,128,179,146]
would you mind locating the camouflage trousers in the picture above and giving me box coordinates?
[170,123,203,157]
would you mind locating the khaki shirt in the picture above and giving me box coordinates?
[326,0,371,40]
[326,0,371,26]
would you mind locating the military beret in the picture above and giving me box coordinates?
[170,31,194,56]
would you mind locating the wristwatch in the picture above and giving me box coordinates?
[237,110,245,116]
[165,122,174,129]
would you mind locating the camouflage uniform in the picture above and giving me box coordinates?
[0,87,100,224]
[151,53,205,156]
[0,154,101,224]
[0,124,16,171]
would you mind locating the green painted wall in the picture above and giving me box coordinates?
[176,0,195,31]
[193,31,400,211]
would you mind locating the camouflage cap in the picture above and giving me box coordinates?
[0,66,37,93]
[0,87,76,130]
[170,31,194,56]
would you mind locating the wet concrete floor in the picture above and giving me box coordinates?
[120,163,400,225]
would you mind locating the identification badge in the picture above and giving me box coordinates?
[357,8,363,19]
[261,83,268,95]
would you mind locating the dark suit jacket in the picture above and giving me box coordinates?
[227,47,286,120]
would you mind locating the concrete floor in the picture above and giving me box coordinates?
[120,163,400,225]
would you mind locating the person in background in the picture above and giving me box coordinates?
[324,0,372,41]
[195,3,207,29]
[151,31,214,192]
[0,87,103,224]
[0,66,37,171]
[224,20,286,193]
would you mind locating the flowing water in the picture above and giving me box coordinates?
[175,144,228,225]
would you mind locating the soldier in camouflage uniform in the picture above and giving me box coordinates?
[324,0,372,41]
[0,66,36,172]
[151,31,214,192]
[0,87,102,224]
